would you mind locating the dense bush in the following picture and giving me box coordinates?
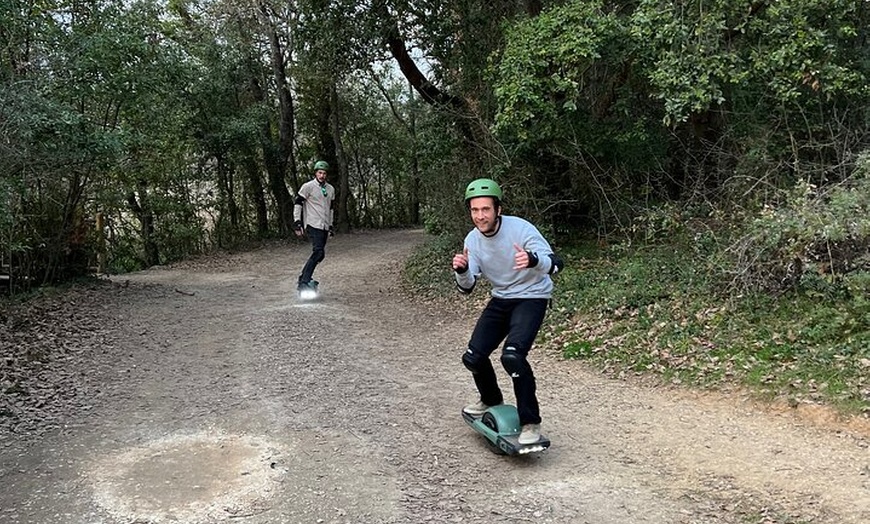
[725,153,870,293]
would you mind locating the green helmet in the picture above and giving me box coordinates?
[464,178,503,202]
[313,160,329,172]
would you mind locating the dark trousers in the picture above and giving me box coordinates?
[298,226,328,284]
[466,297,548,425]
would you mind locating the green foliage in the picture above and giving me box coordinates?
[618,154,870,298]
[442,156,854,418]
[547,154,870,416]
[4,0,869,313]
[493,1,657,161]
[0,0,208,283]
[0,169,20,236]
[632,0,868,124]
[490,2,672,231]
[414,109,476,238]
[556,241,708,312]
[401,232,464,299]
[338,72,419,228]
[724,155,870,292]
[544,230,870,416]
[489,0,869,237]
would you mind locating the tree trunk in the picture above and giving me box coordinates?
[127,181,159,268]
[263,139,294,236]
[95,212,107,274]
[247,73,293,235]
[243,150,269,238]
[43,171,90,285]
[216,153,239,247]
[408,83,420,225]
[330,83,350,232]
[260,2,300,192]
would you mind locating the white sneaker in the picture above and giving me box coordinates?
[463,400,498,416]
[518,424,541,445]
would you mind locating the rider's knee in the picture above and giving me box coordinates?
[500,347,530,377]
[462,349,486,374]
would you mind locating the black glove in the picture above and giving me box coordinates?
[329,226,335,237]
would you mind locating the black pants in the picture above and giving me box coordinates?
[298,226,328,284]
[465,297,548,425]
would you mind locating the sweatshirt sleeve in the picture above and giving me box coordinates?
[454,267,476,293]
[519,222,554,274]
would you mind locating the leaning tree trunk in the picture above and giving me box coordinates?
[377,12,490,171]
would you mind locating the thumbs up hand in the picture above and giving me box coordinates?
[513,243,529,270]
[513,243,540,270]
[453,247,470,273]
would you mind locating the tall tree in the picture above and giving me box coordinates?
[256,0,299,234]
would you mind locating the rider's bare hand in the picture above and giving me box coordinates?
[453,247,469,272]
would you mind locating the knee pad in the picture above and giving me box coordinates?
[500,347,530,378]
[462,349,486,374]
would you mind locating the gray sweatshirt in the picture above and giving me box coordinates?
[455,215,555,299]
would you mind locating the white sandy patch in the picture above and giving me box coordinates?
[86,430,285,523]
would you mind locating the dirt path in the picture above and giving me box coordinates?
[1,229,868,524]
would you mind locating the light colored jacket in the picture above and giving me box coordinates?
[294,179,335,230]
